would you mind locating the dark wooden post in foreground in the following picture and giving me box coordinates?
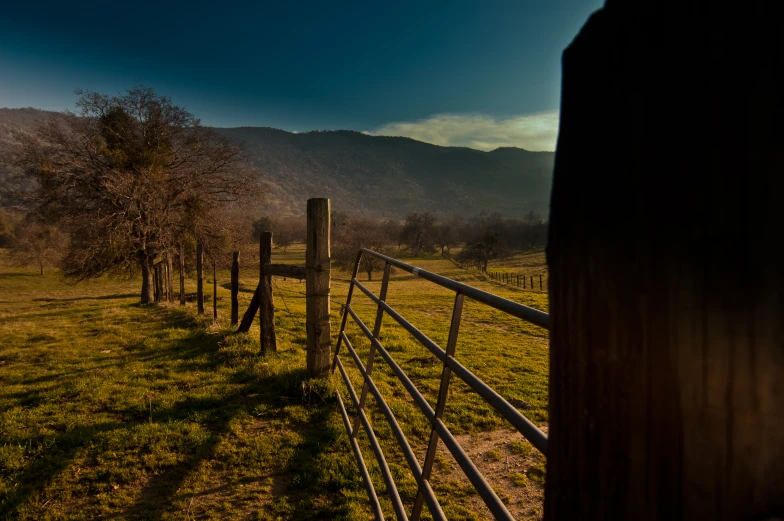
[306,198,331,376]
[259,232,276,352]
[213,260,218,323]
[178,244,185,305]
[196,243,204,314]
[166,252,174,303]
[231,251,240,326]
[545,4,783,520]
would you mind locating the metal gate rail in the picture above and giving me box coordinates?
[332,249,549,520]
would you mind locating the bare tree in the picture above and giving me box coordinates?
[14,86,259,302]
[11,219,68,274]
[382,219,405,252]
[402,212,436,256]
[333,217,389,281]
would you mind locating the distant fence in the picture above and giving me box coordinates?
[332,248,549,520]
[448,255,548,292]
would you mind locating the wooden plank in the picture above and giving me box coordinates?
[231,251,239,325]
[196,243,204,314]
[306,198,331,376]
[236,284,260,333]
[259,232,277,352]
[263,263,306,280]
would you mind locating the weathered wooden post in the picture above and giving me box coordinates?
[196,243,204,314]
[259,232,276,352]
[530,275,533,290]
[178,244,186,306]
[213,260,218,323]
[306,197,331,376]
[231,251,239,326]
[166,252,174,303]
[539,274,543,291]
[545,3,784,519]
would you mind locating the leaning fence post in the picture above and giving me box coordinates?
[213,260,218,323]
[196,243,204,314]
[179,244,186,305]
[259,232,277,352]
[306,197,331,376]
[231,251,239,326]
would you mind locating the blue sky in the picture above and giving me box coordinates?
[0,0,603,150]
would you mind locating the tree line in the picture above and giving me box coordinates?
[1,85,547,300]
[248,209,548,281]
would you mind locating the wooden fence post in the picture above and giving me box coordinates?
[306,197,331,376]
[213,260,218,323]
[231,251,239,326]
[259,232,277,352]
[166,252,174,302]
[523,275,526,289]
[179,244,186,306]
[530,276,534,290]
[540,274,543,291]
[196,243,204,314]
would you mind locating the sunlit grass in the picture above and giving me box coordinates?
[0,244,549,520]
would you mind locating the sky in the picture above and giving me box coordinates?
[0,0,603,151]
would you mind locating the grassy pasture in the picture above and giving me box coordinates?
[0,245,549,520]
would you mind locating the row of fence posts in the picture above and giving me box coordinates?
[488,271,545,291]
[146,198,338,377]
[456,260,545,291]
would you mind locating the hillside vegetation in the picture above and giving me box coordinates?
[0,108,554,218]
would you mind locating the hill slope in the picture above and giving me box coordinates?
[0,108,554,218]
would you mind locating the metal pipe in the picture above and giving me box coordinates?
[359,248,550,329]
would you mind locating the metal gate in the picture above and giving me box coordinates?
[331,249,550,520]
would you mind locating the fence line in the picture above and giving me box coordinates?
[333,248,549,520]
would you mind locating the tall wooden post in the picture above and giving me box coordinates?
[196,243,204,315]
[231,251,240,326]
[306,198,331,376]
[213,260,218,323]
[259,232,277,352]
[166,252,174,303]
[153,265,160,302]
[545,4,784,520]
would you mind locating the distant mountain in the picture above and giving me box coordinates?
[0,108,554,218]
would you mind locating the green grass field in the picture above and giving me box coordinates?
[0,245,549,520]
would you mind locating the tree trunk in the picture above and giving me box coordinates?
[179,244,186,306]
[140,259,154,303]
[545,5,784,520]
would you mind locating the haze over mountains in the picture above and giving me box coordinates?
[0,108,554,218]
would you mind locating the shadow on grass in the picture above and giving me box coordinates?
[1,300,359,520]
[31,293,139,303]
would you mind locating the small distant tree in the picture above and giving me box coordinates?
[458,229,508,272]
[11,220,68,274]
[333,217,389,280]
[402,212,436,256]
[14,86,258,302]
[432,223,458,255]
[382,219,405,252]
[252,216,276,241]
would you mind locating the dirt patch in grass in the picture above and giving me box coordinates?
[431,427,547,520]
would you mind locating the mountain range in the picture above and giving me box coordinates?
[0,108,554,219]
